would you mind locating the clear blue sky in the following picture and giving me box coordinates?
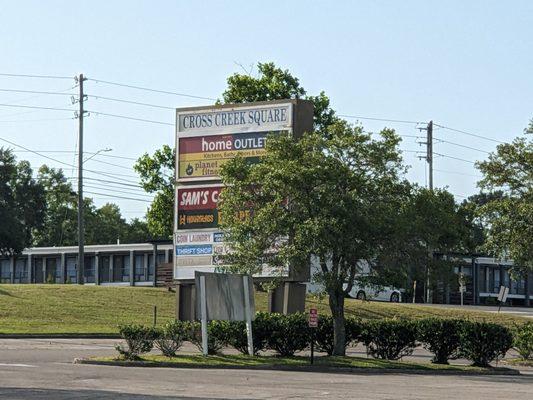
[1,0,532,220]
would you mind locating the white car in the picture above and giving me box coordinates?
[344,283,402,303]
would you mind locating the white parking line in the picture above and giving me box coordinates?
[0,363,37,368]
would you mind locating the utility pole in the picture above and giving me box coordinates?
[427,120,433,191]
[418,120,434,303]
[426,120,433,303]
[77,73,87,285]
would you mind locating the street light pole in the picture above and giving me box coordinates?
[77,73,86,285]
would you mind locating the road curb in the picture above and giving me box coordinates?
[0,334,120,339]
[74,358,521,376]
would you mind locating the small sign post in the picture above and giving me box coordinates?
[458,273,466,306]
[497,285,509,313]
[309,308,318,365]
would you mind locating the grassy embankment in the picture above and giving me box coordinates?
[0,284,527,334]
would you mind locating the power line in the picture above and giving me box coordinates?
[88,110,173,126]
[84,190,152,203]
[434,153,476,164]
[12,149,138,161]
[0,103,74,112]
[434,123,504,144]
[434,168,482,178]
[88,94,175,110]
[0,73,73,80]
[434,137,491,154]
[82,184,153,199]
[339,114,426,125]
[0,117,73,123]
[88,77,217,101]
[84,157,134,171]
[0,88,74,96]
[0,135,140,182]
[69,176,142,189]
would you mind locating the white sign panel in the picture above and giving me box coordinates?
[177,102,293,137]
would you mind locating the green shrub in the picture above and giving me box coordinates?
[154,320,188,357]
[314,315,361,355]
[361,319,417,360]
[186,320,227,355]
[224,312,271,355]
[115,324,156,360]
[459,321,513,367]
[513,322,533,361]
[266,312,310,356]
[417,318,462,364]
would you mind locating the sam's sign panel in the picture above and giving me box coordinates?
[177,186,223,230]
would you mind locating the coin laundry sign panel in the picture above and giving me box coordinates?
[176,102,293,181]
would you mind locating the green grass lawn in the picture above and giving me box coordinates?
[0,284,527,334]
[84,354,510,374]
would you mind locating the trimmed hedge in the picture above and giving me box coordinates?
[513,322,533,361]
[266,312,310,356]
[154,320,188,357]
[361,319,417,360]
[417,318,462,364]
[459,321,513,367]
[314,315,361,355]
[115,315,518,367]
[115,324,157,360]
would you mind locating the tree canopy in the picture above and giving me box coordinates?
[134,62,337,238]
[219,121,410,355]
[476,120,533,274]
[0,148,45,255]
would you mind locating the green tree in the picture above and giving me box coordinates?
[134,145,174,238]
[374,187,472,301]
[35,166,148,246]
[33,165,78,247]
[122,218,150,243]
[0,148,45,255]
[476,120,533,276]
[218,121,408,355]
[135,62,336,237]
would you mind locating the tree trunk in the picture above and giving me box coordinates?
[328,286,346,356]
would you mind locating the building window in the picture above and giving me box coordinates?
[66,257,77,283]
[0,259,10,283]
[84,256,95,283]
[99,256,110,282]
[34,258,44,283]
[45,257,61,283]
[14,258,27,283]
[134,254,144,282]
[113,255,130,282]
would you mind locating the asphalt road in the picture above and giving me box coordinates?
[0,339,532,399]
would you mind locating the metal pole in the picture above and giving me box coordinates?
[310,329,314,365]
[427,120,433,191]
[243,275,254,356]
[200,275,208,356]
[77,73,85,285]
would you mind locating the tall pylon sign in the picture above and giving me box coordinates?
[174,100,313,281]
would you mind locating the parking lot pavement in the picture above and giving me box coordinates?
[0,339,532,399]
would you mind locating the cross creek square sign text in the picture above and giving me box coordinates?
[174,101,294,280]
